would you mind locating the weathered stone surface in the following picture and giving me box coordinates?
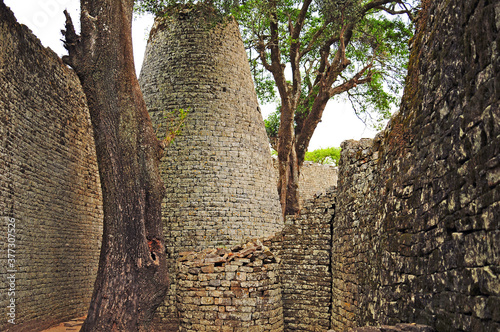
[0,3,102,331]
[139,7,284,328]
[1,0,499,331]
[331,0,499,331]
[273,159,338,204]
[346,323,435,332]
[176,240,283,331]
[266,187,336,331]
[139,6,283,253]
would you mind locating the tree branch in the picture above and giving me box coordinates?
[329,62,373,97]
[61,10,81,69]
[299,24,333,59]
[363,0,395,14]
[267,0,289,100]
[289,0,313,109]
[256,37,273,72]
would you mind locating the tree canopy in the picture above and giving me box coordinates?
[240,0,416,128]
[134,0,418,215]
[304,146,341,165]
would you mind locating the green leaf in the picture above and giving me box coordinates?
[304,146,341,165]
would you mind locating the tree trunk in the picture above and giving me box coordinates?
[276,102,296,218]
[62,1,169,331]
[285,142,301,215]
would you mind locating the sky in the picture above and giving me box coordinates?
[3,0,382,150]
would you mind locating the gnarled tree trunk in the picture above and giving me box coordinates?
[62,1,169,331]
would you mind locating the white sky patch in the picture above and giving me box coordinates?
[4,0,381,150]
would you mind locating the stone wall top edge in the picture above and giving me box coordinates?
[1,1,75,77]
[148,4,237,41]
[178,239,278,265]
[302,160,338,168]
[340,137,377,155]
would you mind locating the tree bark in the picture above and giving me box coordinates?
[62,1,169,331]
[285,142,301,215]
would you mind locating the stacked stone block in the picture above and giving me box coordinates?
[331,0,500,330]
[273,159,338,204]
[139,6,283,328]
[331,138,380,330]
[346,324,435,332]
[0,3,102,331]
[299,162,338,202]
[268,189,336,331]
[176,240,283,331]
[139,5,283,254]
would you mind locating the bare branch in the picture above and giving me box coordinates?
[61,10,81,68]
[347,91,369,124]
[363,0,395,13]
[377,5,409,16]
[364,0,416,21]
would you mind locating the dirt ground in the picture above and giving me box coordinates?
[40,317,84,332]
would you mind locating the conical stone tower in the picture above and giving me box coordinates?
[139,5,283,255]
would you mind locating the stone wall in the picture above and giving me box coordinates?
[0,2,102,331]
[269,189,336,331]
[139,5,283,328]
[139,6,283,254]
[273,159,338,204]
[299,162,338,202]
[331,0,500,331]
[0,0,498,331]
[176,240,283,331]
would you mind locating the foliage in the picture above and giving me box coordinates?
[236,0,416,129]
[133,0,419,214]
[304,147,341,165]
[157,107,189,146]
[264,109,280,140]
[134,0,169,15]
[134,1,415,130]
[134,0,234,16]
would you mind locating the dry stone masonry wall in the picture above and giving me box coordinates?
[0,0,498,331]
[268,189,336,331]
[139,6,283,328]
[331,0,500,330]
[298,162,338,202]
[0,3,102,331]
[176,240,283,331]
[273,159,338,204]
[139,5,283,255]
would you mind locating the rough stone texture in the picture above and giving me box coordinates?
[139,6,283,329]
[273,158,338,204]
[264,188,335,331]
[332,0,500,331]
[299,162,338,202]
[0,3,102,331]
[331,138,381,330]
[139,7,283,253]
[176,240,283,331]
[346,323,435,332]
[1,0,498,331]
